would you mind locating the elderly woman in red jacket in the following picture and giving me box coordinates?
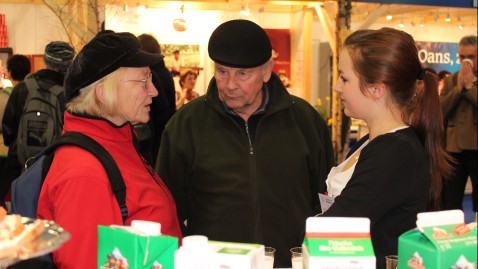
[37,31,182,269]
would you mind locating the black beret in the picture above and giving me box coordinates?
[64,31,163,100]
[208,20,272,68]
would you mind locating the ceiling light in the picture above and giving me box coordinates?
[240,8,250,16]
[240,0,250,16]
[445,14,451,22]
[419,21,424,27]
[386,15,392,20]
[399,21,405,28]
[459,24,464,30]
[172,4,187,32]
[137,4,146,13]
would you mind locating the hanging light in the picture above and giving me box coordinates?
[445,8,451,22]
[445,14,451,22]
[398,21,405,28]
[419,21,425,27]
[123,0,129,12]
[137,4,146,13]
[385,5,392,20]
[459,24,464,30]
[173,4,187,32]
[240,0,250,16]
[240,8,250,16]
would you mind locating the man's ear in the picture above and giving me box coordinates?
[263,60,274,82]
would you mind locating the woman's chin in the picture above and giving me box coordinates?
[133,115,150,125]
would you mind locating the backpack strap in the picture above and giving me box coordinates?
[38,132,128,224]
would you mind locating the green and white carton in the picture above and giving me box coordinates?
[303,217,376,269]
[174,235,265,269]
[210,240,265,269]
[97,220,178,269]
[398,210,477,269]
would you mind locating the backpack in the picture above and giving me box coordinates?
[16,75,65,167]
[9,131,128,269]
[11,131,128,221]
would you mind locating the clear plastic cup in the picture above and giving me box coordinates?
[264,247,276,269]
[290,247,303,269]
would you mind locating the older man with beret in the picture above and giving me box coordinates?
[155,19,335,268]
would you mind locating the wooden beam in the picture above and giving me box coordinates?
[357,4,386,29]
[314,3,336,53]
[301,8,313,102]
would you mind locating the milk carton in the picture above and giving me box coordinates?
[398,210,477,269]
[97,220,178,269]
[174,235,213,269]
[175,235,265,269]
[302,217,376,269]
[210,240,265,269]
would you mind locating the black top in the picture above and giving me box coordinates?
[149,59,176,164]
[324,127,430,269]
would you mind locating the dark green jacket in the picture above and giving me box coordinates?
[156,73,334,267]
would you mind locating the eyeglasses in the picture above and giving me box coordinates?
[121,73,153,89]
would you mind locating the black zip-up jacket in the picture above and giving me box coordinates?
[156,73,335,267]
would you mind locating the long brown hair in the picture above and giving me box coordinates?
[344,27,453,210]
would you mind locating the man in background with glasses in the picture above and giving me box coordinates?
[440,35,477,214]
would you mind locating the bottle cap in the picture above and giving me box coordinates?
[182,235,208,249]
[131,220,161,236]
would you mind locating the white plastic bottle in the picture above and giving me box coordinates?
[174,235,213,269]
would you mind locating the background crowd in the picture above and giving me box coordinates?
[0,20,476,269]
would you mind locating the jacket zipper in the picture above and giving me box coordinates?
[244,122,254,155]
[244,121,263,243]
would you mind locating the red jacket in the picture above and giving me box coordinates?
[37,112,182,269]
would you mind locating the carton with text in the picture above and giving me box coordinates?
[398,210,477,269]
[303,217,375,269]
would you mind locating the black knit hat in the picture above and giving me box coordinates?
[43,41,75,75]
[64,31,164,100]
[208,20,272,68]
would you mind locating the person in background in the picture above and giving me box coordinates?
[277,69,291,88]
[156,19,335,268]
[2,41,73,170]
[170,49,184,77]
[0,54,31,210]
[175,68,199,110]
[415,67,436,97]
[137,33,176,165]
[37,31,182,268]
[0,59,13,89]
[440,35,477,213]
[437,70,451,95]
[322,28,452,269]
